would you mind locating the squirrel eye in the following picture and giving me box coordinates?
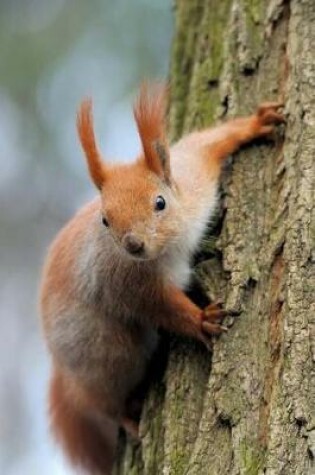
[155,195,166,211]
[102,216,109,227]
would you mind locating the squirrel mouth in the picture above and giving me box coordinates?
[123,246,148,261]
[127,249,145,259]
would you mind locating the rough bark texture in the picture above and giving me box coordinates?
[115,1,315,474]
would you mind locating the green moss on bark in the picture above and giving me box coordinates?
[240,440,265,475]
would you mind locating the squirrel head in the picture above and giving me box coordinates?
[77,84,182,260]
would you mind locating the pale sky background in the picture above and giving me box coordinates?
[0,1,173,473]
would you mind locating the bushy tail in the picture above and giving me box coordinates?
[49,368,117,475]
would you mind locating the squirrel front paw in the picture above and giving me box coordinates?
[199,302,239,348]
[254,102,285,137]
[201,302,229,334]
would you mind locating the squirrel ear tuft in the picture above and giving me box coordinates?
[133,83,171,183]
[77,99,106,190]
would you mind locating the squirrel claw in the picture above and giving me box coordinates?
[201,320,228,336]
[257,101,284,116]
[200,302,239,341]
[197,315,228,350]
[202,302,234,323]
[255,102,286,137]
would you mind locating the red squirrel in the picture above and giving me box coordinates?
[39,84,284,474]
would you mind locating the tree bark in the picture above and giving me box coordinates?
[115,0,315,473]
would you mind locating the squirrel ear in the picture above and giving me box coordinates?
[133,83,171,183]
[77,99,107,190]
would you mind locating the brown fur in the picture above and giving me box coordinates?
[40,85,284,474]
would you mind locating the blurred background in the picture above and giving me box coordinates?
[0,1,172,473]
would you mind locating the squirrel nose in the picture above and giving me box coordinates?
[123,233,145,256]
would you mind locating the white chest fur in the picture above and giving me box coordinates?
[161,189,218,289]
[163,245,192,289]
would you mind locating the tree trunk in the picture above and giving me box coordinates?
[115,0,315,473]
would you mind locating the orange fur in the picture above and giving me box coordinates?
[49,367,117,475]
[133,83,170,181]
[40,85,284,474]
[171,102,284,178]
[77,99,106,190]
